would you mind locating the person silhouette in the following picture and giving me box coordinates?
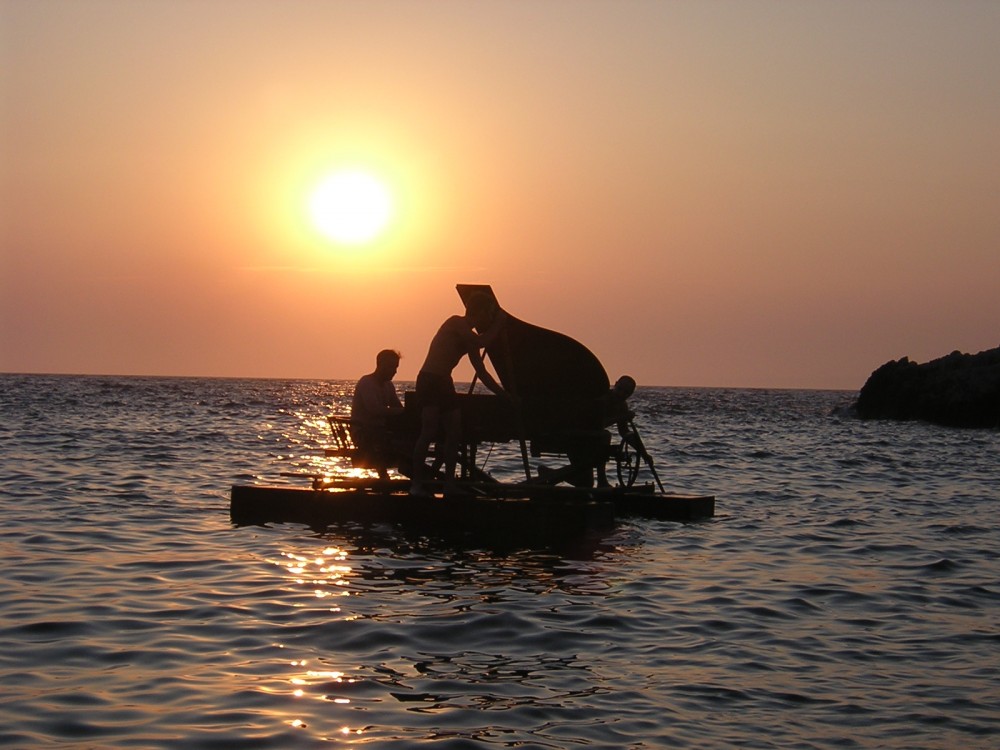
[596,375,637,487]
[350,349,404,479]
[410,292,507,495]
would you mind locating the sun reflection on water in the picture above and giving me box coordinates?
[270,546,353,612]
[282,657,366,739]
[273,406,407,484]
[257,543,370,741]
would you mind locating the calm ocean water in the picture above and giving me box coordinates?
[1,373,997,749]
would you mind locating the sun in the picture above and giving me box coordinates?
[308,170,394,245]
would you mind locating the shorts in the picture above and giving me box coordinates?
[415,370,458,411]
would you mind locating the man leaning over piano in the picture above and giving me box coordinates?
[410,292,510,495]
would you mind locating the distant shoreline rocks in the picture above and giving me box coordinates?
[856,346,1000,428]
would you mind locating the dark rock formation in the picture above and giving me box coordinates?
[856,346,1000,428]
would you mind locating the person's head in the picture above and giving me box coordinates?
[374,349,401,380]
[612,375,636,400]
[464,291,498,329]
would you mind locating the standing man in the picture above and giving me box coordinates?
[350,349,405,479]
[411,292,508,495]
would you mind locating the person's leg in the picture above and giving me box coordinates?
[411,406,440,492]
[441,407,461,483]
[596,430,613,487]
[367,431,391,480]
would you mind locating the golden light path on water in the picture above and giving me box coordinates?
[278,408,393,484]
[248,401,407,738]
[261,544,368,739]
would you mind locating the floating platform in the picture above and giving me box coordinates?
[230,480,714,543]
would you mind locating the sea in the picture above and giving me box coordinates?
[1,373,997,749]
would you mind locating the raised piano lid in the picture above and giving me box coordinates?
[456,284,610,434]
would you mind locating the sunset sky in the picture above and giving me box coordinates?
[3,1,998,390]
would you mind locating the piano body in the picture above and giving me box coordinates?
[391,284,620,486]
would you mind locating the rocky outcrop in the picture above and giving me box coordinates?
[856,346,1000,428]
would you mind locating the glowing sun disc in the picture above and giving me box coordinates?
[309,170,393,244]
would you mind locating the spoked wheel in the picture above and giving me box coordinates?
[616,437,641,487]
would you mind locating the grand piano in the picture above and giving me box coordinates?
[393,284,622,486]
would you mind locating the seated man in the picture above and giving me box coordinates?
[350,349,405,479]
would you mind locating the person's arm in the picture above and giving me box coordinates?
[354,379,401,421]
[609,399,635,437]
[386,382,403,410]
[352,379,380,421]
[467,347,505,396]
[454,317,507,396]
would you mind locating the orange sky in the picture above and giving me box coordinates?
[2,1,998,389]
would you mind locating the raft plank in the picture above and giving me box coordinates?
[230,483,615,541]
[229,482,714,537]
